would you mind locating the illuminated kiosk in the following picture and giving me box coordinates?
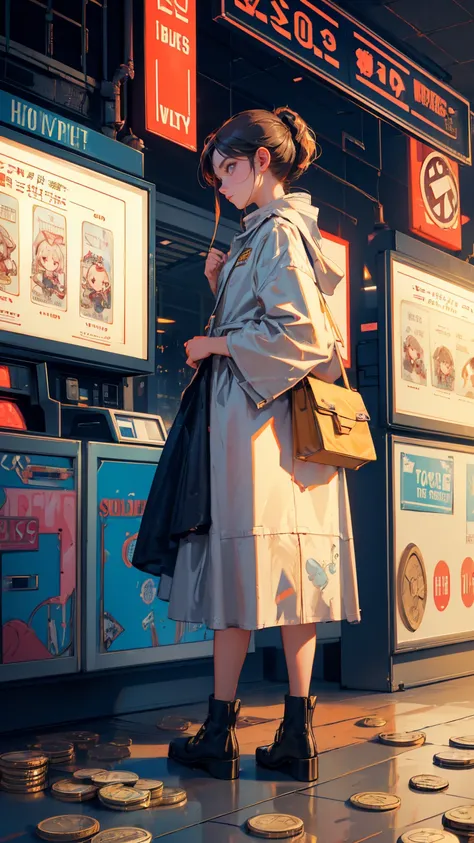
[0,98,212,687]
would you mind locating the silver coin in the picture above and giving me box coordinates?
[399,830,461,842]
[443,806,474,831]
[409,774,449,792]
[134,778,164,795]
[247,813,304,839]
[91,830,152,843]
[88,744,130,761]
[156,715,191,732]
[434,750,474,768]
[357,717,387,728]
[92,770,139,785]
[449,735,474,749]
[156,786,187,805]
[350,792,401,811]
[73,767,107,781]
[378,731,426,747]
[36,815,100,841]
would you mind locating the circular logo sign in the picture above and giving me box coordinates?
[433,560,450,612]
[461,557,474,608]
[420,152,459,230]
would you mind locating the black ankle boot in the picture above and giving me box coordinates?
[168,695,241,780]
[256,694,318,782]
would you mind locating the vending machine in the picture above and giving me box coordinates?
[0,94,213,683]
[342,231,474,691]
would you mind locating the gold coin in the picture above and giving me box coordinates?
[134,778,164,796]
[449,735,474,749]
[99,785,150,805]
[443,806,474,831]
[92,770,138,785]
[155,786,187,806]
[378,731,426,747]
[397,544,427,632]
[52,780,98,800]
[247,813,304,839]
[73,767,107,781]
[88,744,130,761]
[91,830,152,843]
[350,792,401,811]
[409,774,449,792]
[399,830,460,842]
[0,751,48,769]
[357,717,387,728]
[1,780,48,793]
[434,750,474,768]
[36,815,100,842]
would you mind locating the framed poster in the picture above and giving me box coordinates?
[392,436,474,651]
[84,442,215,672]
[388,253,474,438]
[0,128,155,374]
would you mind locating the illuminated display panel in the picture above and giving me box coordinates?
[0,134,150,369]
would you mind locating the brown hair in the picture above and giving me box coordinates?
[200,107,318,241]
[434,346,454,368]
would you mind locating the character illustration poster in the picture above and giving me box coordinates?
[429,316,456,392]
[401,301,428,386]
[30,206,67,309]
[0,452,77,665]
[455,331,474,400]
[0,192,19,295]
[80,222,113,324]
[97,458,211,653]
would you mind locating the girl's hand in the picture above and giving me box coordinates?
[184,336,213,368]
[205,248,228,294]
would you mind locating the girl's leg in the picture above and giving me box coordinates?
[281,622,317,696]
[214,627,252,700]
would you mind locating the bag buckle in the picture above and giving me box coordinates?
[356,412,370,422]
[322,399,336,412]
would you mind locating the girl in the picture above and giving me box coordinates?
[403,334,426,384]
[0,225,17,287]
[433,346,455,390]
[82,262,112,318]
[159,107,360,783]
[31,231,65,301]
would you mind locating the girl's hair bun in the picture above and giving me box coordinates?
[274,106,318,179]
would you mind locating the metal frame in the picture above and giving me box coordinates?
[381,246,474,441]
[0,432,81,682]
[389,432,474,655]
[0,124,156,376]
[84,442,216,672]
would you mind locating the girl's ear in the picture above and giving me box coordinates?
[255,146,271,173]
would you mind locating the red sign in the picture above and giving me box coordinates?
[0,517,39,551]
[408,138,461,251]
[461,556,474,608]
[433,560,450,612]
[145,0,197,151]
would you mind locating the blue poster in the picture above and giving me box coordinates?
[96,458,212,654]
[466,465,474,543]
[400,452,454,514]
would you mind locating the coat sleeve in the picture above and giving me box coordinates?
[225,219,342,407]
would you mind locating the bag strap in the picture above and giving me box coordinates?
[299,236,351,392]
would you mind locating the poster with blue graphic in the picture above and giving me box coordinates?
[400,452,454,514]
[466,465,474,543]
[97,458,212,653]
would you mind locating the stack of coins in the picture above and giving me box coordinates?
[443,806,474,838]
[29,741,75,765]
[36,815,100,842]
[98,785,151,812]
[134,779,164,807]
[91,771,139,787]
[51,779,98,803]
[349,792,401,812]
[449,735,474,750]
[0,751,49,794]
[154,786,187,808]
[409,774,449,792]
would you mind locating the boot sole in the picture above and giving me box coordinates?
[168,746,240,780]
[256,753,318,782]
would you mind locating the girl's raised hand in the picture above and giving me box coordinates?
[205,248,227,294]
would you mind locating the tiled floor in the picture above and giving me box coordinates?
[2,675,474,842]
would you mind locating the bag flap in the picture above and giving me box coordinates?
[305,378,371,423]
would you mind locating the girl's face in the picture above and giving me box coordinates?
[88,270,107,291]
[40,246,59,273]
[0,240,6,258]
[212,149,257,210]
[408,345,419,362]
[440,360,451,375]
